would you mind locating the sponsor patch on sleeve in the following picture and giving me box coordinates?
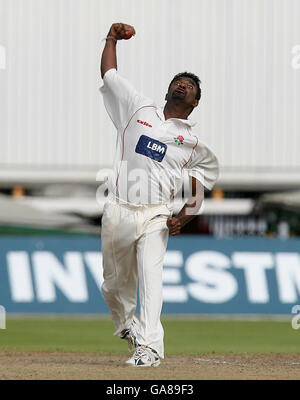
[135,135,167,162]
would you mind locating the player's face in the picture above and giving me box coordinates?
[167,78,199,108]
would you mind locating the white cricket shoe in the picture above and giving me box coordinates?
[120,328,138,351]
[120,317,139,352]
[125,346,160,367]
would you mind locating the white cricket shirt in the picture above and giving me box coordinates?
[100,68,219,205]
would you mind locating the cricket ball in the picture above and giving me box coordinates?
[123,31,134,40]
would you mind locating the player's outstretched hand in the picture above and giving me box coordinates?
[108,23,135,40]
[167,217,182,236]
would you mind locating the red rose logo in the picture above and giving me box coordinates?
[174,135,184,145]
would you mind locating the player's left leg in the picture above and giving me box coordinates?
[135,213,169,359]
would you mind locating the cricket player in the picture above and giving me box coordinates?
[100,23,219,367]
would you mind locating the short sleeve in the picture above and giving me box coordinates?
[100,68,153,130]
[186,140,219,191]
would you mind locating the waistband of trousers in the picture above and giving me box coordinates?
[113,196,170,211]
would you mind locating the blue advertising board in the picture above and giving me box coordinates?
[0,236,299,315]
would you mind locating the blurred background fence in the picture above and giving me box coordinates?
[0,0,300,315]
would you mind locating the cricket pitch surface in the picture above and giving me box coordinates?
[0,351,300,380]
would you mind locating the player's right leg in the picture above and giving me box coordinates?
[101,201,138,337]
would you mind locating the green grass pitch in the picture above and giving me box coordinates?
[0,317,299,354]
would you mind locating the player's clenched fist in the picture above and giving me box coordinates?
[167,217,182,236]
[108,23,135,40]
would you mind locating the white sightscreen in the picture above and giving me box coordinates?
[0,0,300,187]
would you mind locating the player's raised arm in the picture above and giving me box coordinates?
[101,23,135,78]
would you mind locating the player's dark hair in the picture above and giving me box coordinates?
[168,72,201,100]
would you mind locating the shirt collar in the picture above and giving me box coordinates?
[155,107,197,127]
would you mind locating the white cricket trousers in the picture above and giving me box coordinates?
[101,199,171,358]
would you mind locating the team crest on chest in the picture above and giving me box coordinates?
[174,135,184,146]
